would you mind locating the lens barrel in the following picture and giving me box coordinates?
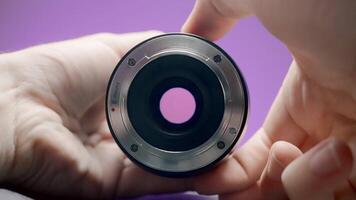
[106,33,248,177]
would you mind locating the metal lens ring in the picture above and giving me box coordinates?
[106,33,249,177]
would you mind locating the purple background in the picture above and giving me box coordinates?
[0,0,291,199]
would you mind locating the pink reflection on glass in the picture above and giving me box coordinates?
[159,87,196,124]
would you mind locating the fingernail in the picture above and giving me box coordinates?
[310,139,351,176]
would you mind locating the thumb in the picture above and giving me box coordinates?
[220,141,302,200]
[281,138,353,200]
[182,0,255,41]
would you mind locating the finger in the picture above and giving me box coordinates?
[115,158,190,197]
[262,62,311,150]
[220,141,302,200]
[200,62,311,196]
[191,128,272,195]
[90,139,190,198]
[259,141,302,199]
[282,138,353,200]
[19,31,162,119]
[79,31,162,59]
[182,0,254,40]
[89,140,190,198]
[204,62,309,196]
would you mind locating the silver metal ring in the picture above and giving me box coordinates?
[106,33,249,177]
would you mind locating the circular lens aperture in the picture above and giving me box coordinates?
[159,87,196,124]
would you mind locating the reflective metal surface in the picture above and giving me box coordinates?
[106,33,248,176]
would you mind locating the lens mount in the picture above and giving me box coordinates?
[106,33,248,177]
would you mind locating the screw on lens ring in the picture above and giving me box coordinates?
[213,55,222,63]
[130,144,138,152]
[217,141,225,149]
[229,127,237,134]
[128,58,136,66]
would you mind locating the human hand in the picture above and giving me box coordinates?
[0,31,191,199]
[182,0,356,199]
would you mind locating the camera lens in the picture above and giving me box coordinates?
[106,33,248,177]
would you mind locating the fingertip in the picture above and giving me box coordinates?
[181,0,237,41]
[333,139,353,176]
[271,141,303,168]
[131,30,165,40]
[84,30,163,41]
[265,141,302,182]
[143,30,165,36]
[81,30,164,57]
[258,141,301,199]
[281,138,354,200]
[308,139,353,179]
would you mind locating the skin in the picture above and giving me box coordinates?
[0,32,191,199]
[182,0,356,199]
[0,0,355,199]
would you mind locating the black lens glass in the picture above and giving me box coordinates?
[127,54,225,151]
